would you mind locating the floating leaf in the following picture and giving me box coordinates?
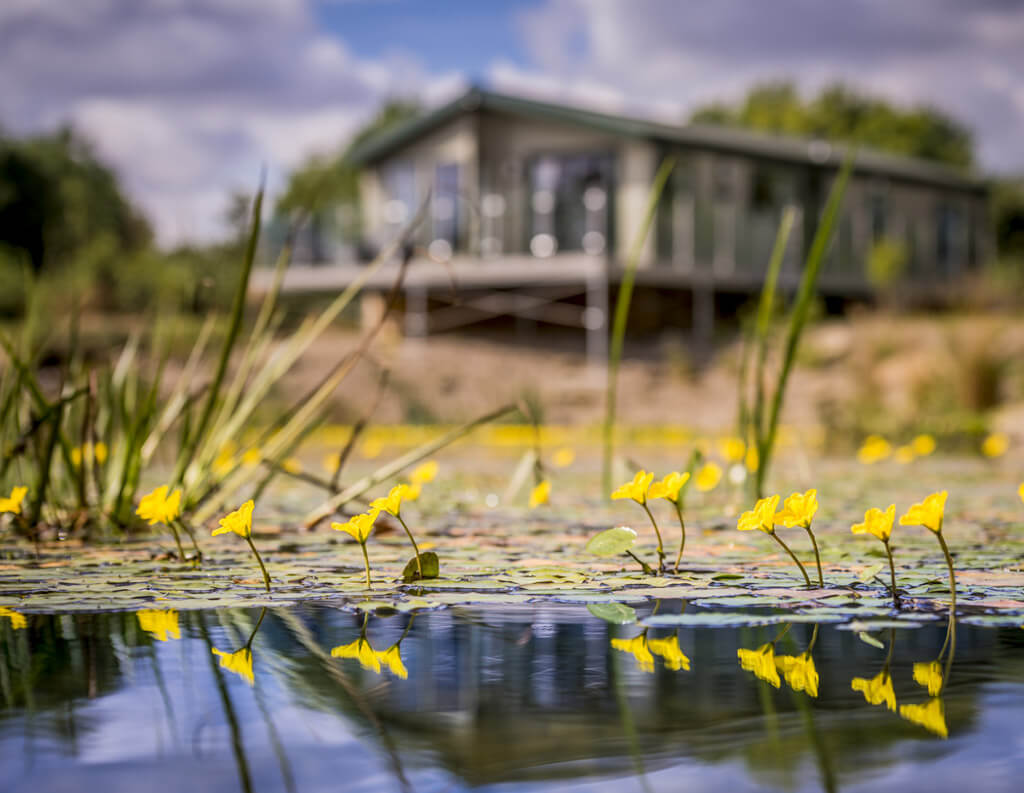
[856,631,886,649]
[587,602,638,624]
[585,527,637,557]
[402,552,440,583]
[859,563,885,583]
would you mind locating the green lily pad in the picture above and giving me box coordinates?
[585,527,637,557]
[402,551,440,583]
[587,602,638,624]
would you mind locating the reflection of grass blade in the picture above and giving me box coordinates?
[303,403,519,529]
[602,156,676,498]
[756,154,854,497]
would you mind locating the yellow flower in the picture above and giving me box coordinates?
[721,437,746,463]
[695,462,722,492]
[851,671,896,711]
[912,434,936,457]
[0,485,28,515]
[137,609,180,642]
[647,635,691,671]
[529,479,551,508]
[410,460,439,484]
[899,491,947,534]
[331,510,378,543]
[404,482,423,501]
[776,489,818,528]
[376,645,408,679]
[213,499,255,539]
[212,647,254,686]
[851,504,896,542]
[611,470,654,504]
[648,471,691,504]
[94,442,108,465]
[737,495,780,534]
[553,447,576,468]
[611,634,655,673]
[776,653,819,697]
[331,637,381,673]
[913,660,944,697]
[899,698,948,738]
[136,485,182,526]
[71,446,83,467]
[857,435,892,464]
[322,452,341,473]
[361,438,383,459]
[0,606,27,630]
[745,445,759,473]
[981,432,1009,458]
[895,445,915,464]
[737,643,781,688]
[371,484,410,517]
[241,447,262,468]
[282,457,303,475]
[1019,482,1024,504]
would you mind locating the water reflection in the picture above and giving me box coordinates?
[1,603,1023,792]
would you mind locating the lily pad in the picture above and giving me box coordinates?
[586,602,638,624]
[585,527,638,557]
[402,551,441,583]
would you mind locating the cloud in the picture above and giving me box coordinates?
[0,0,462,245]
[501,0,1024,172]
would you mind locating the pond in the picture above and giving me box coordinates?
[2,603,1022,792]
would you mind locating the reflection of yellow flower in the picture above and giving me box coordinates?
[857,435,892,464]
[611,634,655,673]
[695,462,722,492]
[647,635,690,671]
[776,653,818,697]
[899,491,947,534]
[776,489,818,528]
[331,637,381,673]
[0,485,28,515]
[737,643,781,688]
[331,511,378,543]
[137,609,180,642]
[212,647,254,686]
[737,495,779,534]
[411,460,439,484]
[913,660,944,696]
[528,480,550,508]
[553,447,575,468]
[213,499,255,538]
[851,504,896,542]
[0,606,27,629]
[912,434,936,457]
[981,432,1008,459]
[722,437,746,463]
[611,471,654,505]
[136,486,182,525]
[376,645,408,679]
[648,472,691,504]
[851,671,896,711]
[371,484,410,517]
[899,698,948,738]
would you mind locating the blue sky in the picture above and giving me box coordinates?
[1,0,1021,244]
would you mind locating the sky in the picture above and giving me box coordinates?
[2,0,1022,245]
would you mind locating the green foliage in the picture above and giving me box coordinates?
[866,237,908,288]
[585,526,638,557]
[991,178,1024,258]
[692,81,973,167]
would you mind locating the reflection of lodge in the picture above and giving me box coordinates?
[270,88,990,353]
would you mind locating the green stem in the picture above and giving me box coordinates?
[359,540,372,589]
[167,521,186,562]
[244,534,271,593]
[176,518,203,566]
[802,522,824,587]
[883,539,900,610]
[625,550,654,576]
[935,530,957,611]
[640,502,665,572]
[673,500,686,573]
[395,513,422,576]
[770,531,811,587]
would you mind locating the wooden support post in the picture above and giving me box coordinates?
[404,283,428,338]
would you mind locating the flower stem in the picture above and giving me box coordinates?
[625,550,654,576]
[802,522,824,587]
[935,531,957,611]
[771,531,811,587]
[359,541,372,589]
[244,534,271,592]
[167,522,186,562]
[883,539,900,610]
[641,502,665,572]
[396,513,422,576]
[673,501,686,573]
[176,519,203,567]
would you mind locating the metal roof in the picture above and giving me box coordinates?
[347,86,986,193]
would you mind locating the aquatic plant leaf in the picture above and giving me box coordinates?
[585,527,638,557]
[587,602,638,624]
[402,551,440,583]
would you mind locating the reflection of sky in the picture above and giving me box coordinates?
[2,607,1024,792]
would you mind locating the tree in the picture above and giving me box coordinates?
[691,81,974,168]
